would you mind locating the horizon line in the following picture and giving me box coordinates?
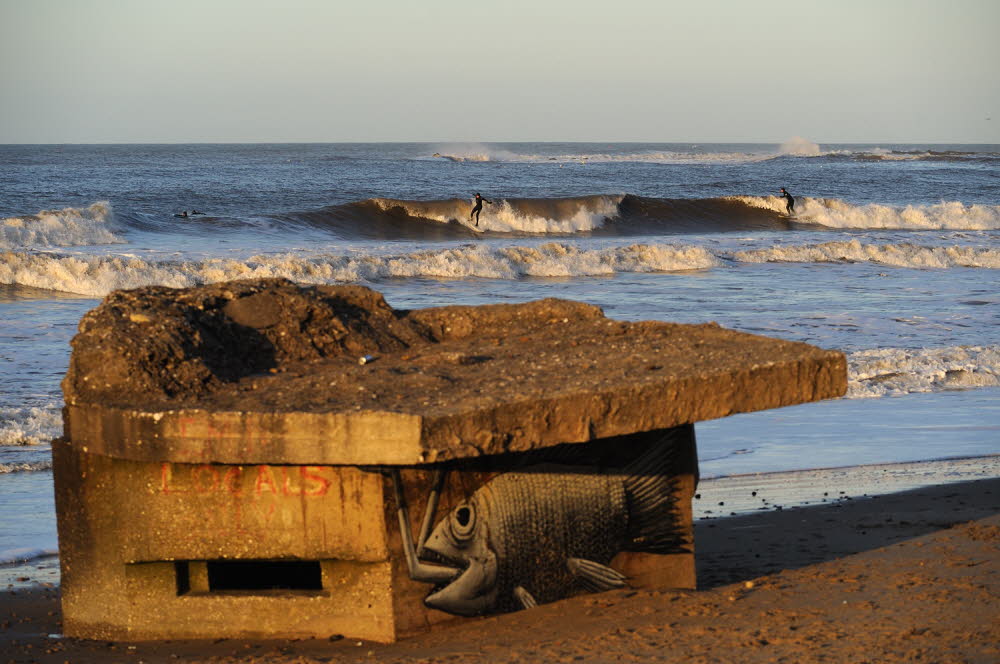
[2,139,999,146]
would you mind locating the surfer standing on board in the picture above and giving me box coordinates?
[779,187,795,216]
[470,192,492,226]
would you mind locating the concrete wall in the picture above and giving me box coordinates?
[53,427,698,642]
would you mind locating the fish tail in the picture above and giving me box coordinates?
[621,425,694,553]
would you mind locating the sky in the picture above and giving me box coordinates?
[1,0,998,143]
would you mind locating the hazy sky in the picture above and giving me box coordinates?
[1,0,997,143]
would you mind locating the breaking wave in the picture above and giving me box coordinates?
[0,243,720,297]
[778,136,821,156]
[5,236,998,297]
[285,195,622,238]
[849,148,999,163]
[0,461,53,475]
[0,406,61,446]
[0,546,58,564]
[288,195,999,238]
[291,195,800,238]
[732,240,1000,269]
[0,202,123,249]
[731,196,1000,230]
[370,195,622,233]
[41,196,991,242]
[847,345,1000,398]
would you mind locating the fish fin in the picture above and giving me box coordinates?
[567,557,627,592]
[513,586,538,610]
[622,425,694,553]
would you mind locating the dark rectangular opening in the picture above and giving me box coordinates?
[175,561,190,595]
[206,560,323,591]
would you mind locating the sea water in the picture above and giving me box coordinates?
[2,141,998,580]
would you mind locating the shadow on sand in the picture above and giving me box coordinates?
[694,477,1000,589]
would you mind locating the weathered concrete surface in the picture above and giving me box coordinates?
[53,428,698,642]
[62,279,847,465]
[55,279,845,642]
[53,438,397,641]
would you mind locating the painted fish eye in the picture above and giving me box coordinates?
[450,503,476,541]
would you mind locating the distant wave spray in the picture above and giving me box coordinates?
[778,136,822,156]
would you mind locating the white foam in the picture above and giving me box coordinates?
[0,202,124,249]
[847,345,1000,398]
[371,196,620,233]
[0,244,720,296]
[0,406,61,446]
[432,152,492,162]
[0,460,53,474]
[731,239,1000,269]
[478,199,619,233]
[732,195,1000,230]
[0,547,58,565]
[431,144,517,162]
[863,147,922,161]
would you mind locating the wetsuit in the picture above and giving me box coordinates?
[470,194,492,226]
[780,190,794,215]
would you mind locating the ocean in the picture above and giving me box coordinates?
[1,140,998,583]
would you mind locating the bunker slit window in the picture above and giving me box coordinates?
[175,560,324,594]
[208,560,323,591]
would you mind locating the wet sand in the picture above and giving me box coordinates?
[3,476,998,663]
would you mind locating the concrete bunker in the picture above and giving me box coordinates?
[55,279,846,642]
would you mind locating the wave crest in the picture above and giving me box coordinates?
[6,237,997,297]
[298,195,796,239]
[730,196,1000,230]
[0,546,58,563]
[0,202,123,249]
[200,195,1000,240]
[0,461,54,475]
[731,239,1000,269]
[0,243,719,296]
[371,195,622,233]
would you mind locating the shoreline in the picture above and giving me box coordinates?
[2,476,998,662]
[695,453,1000,519]
[3,454,999,590]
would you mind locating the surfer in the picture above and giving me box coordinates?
[779,188,795,216]
[470,193,492,226]
[174,211,189,218]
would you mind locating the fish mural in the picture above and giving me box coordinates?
[391,432,690,616]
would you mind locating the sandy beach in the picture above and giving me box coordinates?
[4,0,999,660]
[3,473,997,664]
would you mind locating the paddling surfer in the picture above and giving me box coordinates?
[779,188,795,216]
[470,192,492,226]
